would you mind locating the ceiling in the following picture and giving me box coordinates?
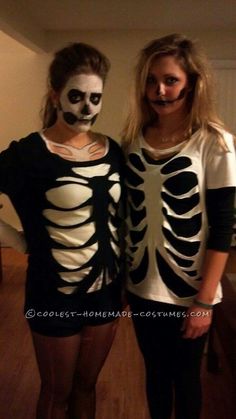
[9,0,236,31]
[0,31,32,53]
[0,0,236,52]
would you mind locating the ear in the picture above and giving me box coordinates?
[50,89,60,107]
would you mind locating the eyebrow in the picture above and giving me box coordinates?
[148,72,179,77]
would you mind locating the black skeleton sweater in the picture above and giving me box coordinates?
[0,132,125,310]
[125,129,236,307]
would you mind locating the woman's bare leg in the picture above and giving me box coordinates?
[32,332,81,419]
[68,320,118,419]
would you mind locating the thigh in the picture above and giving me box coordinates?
[128,293,176,366]
[174,334,207,419]
[74,319,118,387]
[129,294,176,419]
[32,331,81,399]
[175,332,207,375]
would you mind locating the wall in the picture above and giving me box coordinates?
[0,0,46,51]
[0,35,50,228]
[47,29,236,138]
[0,29,236,229]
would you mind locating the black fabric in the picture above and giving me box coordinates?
[128,292,207,419]
[206,186,236,251]
[27,280,122,337]
[0,133,125,335]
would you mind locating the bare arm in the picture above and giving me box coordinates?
[0,218,27,253]
[181,250,228,339]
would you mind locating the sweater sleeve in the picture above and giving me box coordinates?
[0,140,27,252]
[0,140,24,194]
[206,187,235,251]
[205,132,236,251]
[206,132,236,189]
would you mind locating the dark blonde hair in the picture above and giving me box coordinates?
[41,43,110,128]
[122,33,227,146]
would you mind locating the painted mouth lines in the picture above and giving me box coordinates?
[63,111,97,126]
[151,89,187,106]
[77,116,93,121]
[151,100,173,106]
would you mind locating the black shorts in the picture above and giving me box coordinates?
[25,282,122,337]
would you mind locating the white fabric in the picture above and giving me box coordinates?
[126,129,236,307]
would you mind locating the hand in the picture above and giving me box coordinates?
[181,305,213,339]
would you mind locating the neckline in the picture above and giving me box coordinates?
[141,136,188,155]
[38,131,110,164]
[140,128,200,158]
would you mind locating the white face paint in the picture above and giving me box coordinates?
[58,74,103,133]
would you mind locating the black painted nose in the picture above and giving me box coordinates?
[81,104,90,115]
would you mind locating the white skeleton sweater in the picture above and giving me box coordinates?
[0,133,124,309]
[125,129,236,307]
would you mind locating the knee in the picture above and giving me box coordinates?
[72,372,96,394]
[40,379,72,405]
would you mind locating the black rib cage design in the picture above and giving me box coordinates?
[43,163,121,295]
[126,151,202,298]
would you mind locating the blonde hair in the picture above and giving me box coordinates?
[122,33,229,148]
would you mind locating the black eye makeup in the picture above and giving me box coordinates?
[165,76,179,85]
[146,74,157,85]
[146,74,180,87]
[90,93,102,105]
[68,89,84,104]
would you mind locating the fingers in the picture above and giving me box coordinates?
[181,307,212,339]
[182,324,210,339]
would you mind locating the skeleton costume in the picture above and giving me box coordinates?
[126,129,236,306]
[0,74,125,336]
[125,128,236,419]
[0,132,124,336]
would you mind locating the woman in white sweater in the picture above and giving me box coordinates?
[122,33,236,419]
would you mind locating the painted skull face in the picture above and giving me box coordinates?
[58,74,103,133]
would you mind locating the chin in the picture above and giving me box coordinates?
[155,106,175,116]
[74,122,92,133]
[152,103,184,117]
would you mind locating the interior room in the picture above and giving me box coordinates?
[0,1,235,418]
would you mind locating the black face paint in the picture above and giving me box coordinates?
[81,104,90,116]
[58,102,78,125]
[68,89,84,104]
[63,112,98,125]
[63,112,78,125]
[59,101,98,126]
[57,74,103,133]
[152,88,187,106]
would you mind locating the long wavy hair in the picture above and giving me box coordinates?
[121,33,229,147]
[41,42,110,129]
